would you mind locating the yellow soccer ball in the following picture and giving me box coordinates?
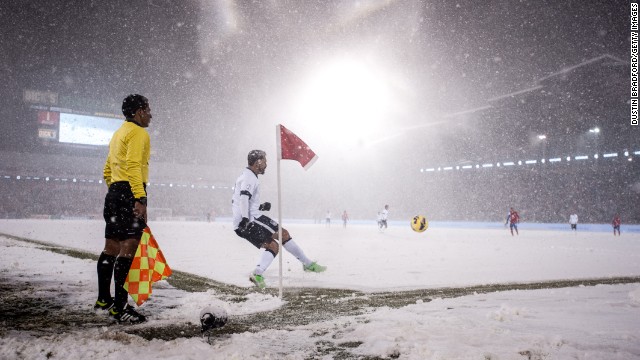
[411,215,428,233]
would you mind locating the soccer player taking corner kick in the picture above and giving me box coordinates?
[232,150,326,289]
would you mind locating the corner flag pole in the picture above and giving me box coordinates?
[275,123,317,299]
[276,125,284,299]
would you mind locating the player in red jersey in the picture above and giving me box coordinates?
[508,207,520,236]
[612,213,621,236]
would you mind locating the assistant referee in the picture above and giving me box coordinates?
[94,94,152,323]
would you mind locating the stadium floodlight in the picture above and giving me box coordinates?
[634,151,640,155]
[425,168,435,172]
[624,151,629,156]
[482,163,493,168]
[589,127,600,133]
[518,161,522,165]
[566,156,571,161]
[16,176,21,180]
[525,160,537,164]
[292,57,392,148]
[603,153,618,158]
[575,155,589,160]
[629,158,633,161]
[444,167,453,170]
[437,167,442,171]
[537,134,547,140]
[541,159,546,163]
[476,164,480,168]
[594,154,599,159]
[549,158,561,162]
[462,165,473,169]
[496,163,501,167]
[503,162,515,166]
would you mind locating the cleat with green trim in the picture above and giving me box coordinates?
[94,297,114,311]
[109,305,147,324]
[303,262,327,273]
[249,273,266,289]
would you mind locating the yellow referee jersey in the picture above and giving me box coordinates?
[103,121,150,199]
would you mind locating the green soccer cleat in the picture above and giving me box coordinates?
[303,262,327,273]
[249,273,266,289]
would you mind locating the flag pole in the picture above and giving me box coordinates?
[276,124,284,299]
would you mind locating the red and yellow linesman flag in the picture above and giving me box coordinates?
[124,227,172,306]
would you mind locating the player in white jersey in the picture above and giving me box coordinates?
[232,150,326,289]
[569,213,578,232]
[378,204,389,231]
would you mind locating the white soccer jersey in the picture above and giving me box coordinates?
[380,208,388,221]
[231,167,262,229]
[569,214,578,224]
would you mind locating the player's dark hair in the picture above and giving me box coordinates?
[248,150,266,166]
[122,94,149,119]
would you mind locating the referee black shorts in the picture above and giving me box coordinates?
[236,215,279,249]
[103,181,146,240]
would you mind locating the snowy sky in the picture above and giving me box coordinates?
[0,1,636,225]
[1,219,639,359]
[0,1,631,163]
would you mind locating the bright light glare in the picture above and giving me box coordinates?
[292,58,391,147]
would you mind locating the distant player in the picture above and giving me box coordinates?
[232,150,326,289]
[569,213,578,232]
[612,213,621,236]
[378,205,389,231]
[341,210,349,228]
[325,211,331,227]
[508,207,519,236]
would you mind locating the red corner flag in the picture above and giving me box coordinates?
[123,227,172,306]
[277,124,318,170]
